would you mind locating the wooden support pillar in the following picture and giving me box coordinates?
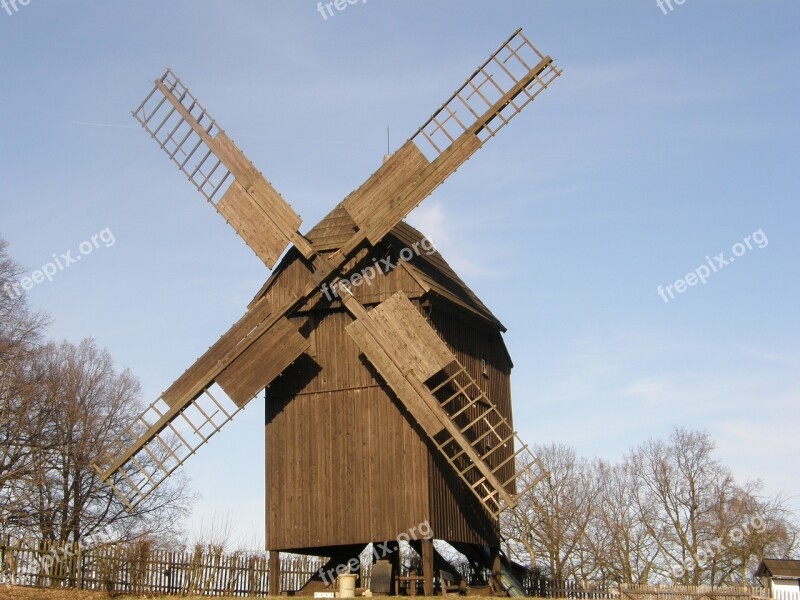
[387,541,401,595]
[269,550,281,596]
[422,539,434,596]
[488,547,502,592]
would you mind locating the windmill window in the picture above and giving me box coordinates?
[481,358,489,378]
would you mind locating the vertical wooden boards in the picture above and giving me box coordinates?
[344,293,517,516]
[263,305,438,550]
[265,384,433,550]
[216,316,310,407]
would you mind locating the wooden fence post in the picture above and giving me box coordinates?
[76,542,83,590]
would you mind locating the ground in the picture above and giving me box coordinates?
[2,588,277,600]
[2,589,462,600]
[1,589,502,600]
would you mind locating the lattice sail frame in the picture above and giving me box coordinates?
[93,385,242,510]
[132,69,312,269]
[133,69,233,202]
[411,29,561,160]
[427,360,546,517]
[342,28,561,247]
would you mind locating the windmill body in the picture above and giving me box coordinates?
[93,29,561,595]
[263,208,511,554]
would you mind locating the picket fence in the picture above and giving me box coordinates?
[1,539,786,599]
[522,577,617,598]
[620,584,770,600]
[0,538,323,596]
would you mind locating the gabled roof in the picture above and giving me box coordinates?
[387,220,504,331]
[755,559,800,579]
[305,204,358,250]
[251,203,505,331]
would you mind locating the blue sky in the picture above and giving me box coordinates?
[1,1,798,547]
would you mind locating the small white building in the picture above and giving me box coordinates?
[756,559,800,600]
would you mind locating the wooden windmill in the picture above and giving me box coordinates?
[93,29,561,595]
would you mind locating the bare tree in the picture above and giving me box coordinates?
[627,427,797,585]
[14,339,193,543]
[629,428,732,583]
[502,444,596,583]
[2,234,192,544]
[586,459,659,584]
[705,484,799,585]
[503,428,798,587]
[0,237,50,519]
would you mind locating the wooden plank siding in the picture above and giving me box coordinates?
[264,299,510,551]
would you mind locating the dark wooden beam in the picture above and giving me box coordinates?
[422,539,434,596]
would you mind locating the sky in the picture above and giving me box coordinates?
[1,1,798,549]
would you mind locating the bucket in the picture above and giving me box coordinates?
[338,573,358,598]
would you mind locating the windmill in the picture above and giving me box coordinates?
[93,29,561,595]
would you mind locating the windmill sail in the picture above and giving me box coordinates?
[93,384,241,510]
[93,306,310,510]
[343,29,561,246]
[132,69,315,267]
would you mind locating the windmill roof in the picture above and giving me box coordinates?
[305,203,505,330]
[756,559,800,579]
[305,204,359,250]
[249,203,505,331]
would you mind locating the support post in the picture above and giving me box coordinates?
[388,541,401,595]
[422,539,434,596]
[489,547,502,592]
[269,551,281,596]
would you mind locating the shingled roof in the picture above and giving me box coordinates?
[304,203,505,330]
[755,559,800,579]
